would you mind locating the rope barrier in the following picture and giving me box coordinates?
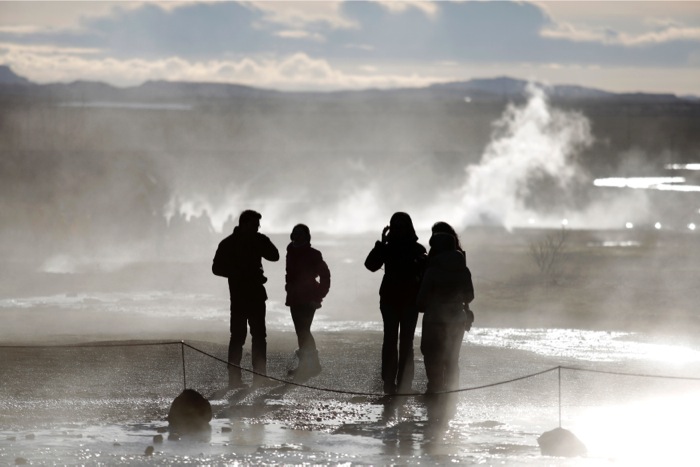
[559,365,700,381]
[424,366,559,396]
[3,340,700,399]
[181,342,383,396]
[0,341,183,349]
[181,341,187,391]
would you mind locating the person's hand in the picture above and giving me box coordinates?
[381,226,390,243]
[464,306,474,332]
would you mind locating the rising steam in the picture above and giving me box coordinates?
[167,84,598,234]
[448,84,592,229]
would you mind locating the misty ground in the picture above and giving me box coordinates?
[2,227,699,344]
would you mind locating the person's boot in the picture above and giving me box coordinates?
[287,349,302,376]
[252,362,276,388]
[228,368,246,389]
[383,380,398,395]
[304,349,322,377]
[292,349,322,380]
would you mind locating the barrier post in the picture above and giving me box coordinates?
[181,341,187,390]
[558,366,562,428]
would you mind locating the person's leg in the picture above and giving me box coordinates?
[444,325,466,391]
[420,322,443,394]
[291,304,317,352]
[248,299,268,384]
[397,305,418,392]
[228,299,248,387]
[289,304,321,377]
[421,323,449,393]
[380,303,400,393]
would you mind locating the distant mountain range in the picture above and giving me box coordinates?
[0,64,692,103]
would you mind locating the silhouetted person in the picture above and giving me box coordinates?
[212,209,279,388]
[285,224,330,379]
[418,232,474,394]
[365,212,427,394]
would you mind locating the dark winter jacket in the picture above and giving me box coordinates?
[285,243,331,307]
[364,238,427,306]
[213,227,279,297]
[417,250,474,325]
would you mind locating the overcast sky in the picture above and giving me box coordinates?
[1,1,699,94]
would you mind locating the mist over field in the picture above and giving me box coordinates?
[2,72,700,268]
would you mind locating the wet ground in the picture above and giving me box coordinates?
[2,229,700,465]
[2,329,700,466]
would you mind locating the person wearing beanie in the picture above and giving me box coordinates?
[285,224,331,379]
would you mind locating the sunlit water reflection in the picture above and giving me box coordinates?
[2,293,700,465]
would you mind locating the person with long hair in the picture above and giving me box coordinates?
[365,212,427,394]
[418,232,474,394]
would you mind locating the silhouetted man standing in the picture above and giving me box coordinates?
[213,210,279,388]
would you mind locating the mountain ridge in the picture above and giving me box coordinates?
[0,64,690,103]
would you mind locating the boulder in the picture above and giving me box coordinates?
[537,427,587,457]
[167,389,212,433]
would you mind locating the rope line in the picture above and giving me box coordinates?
[181,342,382,396]
[182,342,560,396]
[3,340,700,398]
[559,365,700,381]
[425,366,559,395]
[0,341,183,349]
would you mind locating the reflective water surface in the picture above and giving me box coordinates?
[2,320,700,466]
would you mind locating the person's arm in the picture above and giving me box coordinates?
[364,226,389,272]
[284,249,292,293]
[416,269,433,313]
[316,253,331,300]
[415,244,428,280]
[364,241,386,272]
[462,268,475,304]
[258,233,280,262]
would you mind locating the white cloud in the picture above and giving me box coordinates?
[275,29,325,42]
[0,41,101,57]
[376,0,438,18]
[1,45,446,90]
[542,21,700,46]
[244,1,358,30]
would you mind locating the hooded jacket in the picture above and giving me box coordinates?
[285,242,331,307]
[417,249,474,324]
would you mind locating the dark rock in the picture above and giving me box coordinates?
[168,389,212,433]
[156,427,168,433]
[222,427,232,433]
[25,434,35,440]
[153,434,163,444]
[144,445,154,456]
[537,427,587,457]
[15,458,28,465]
